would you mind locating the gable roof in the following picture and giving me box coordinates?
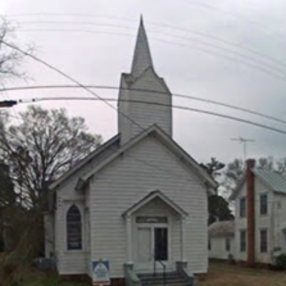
[122,190,188,217]
[208,220,234,237]
[49,134,120,190]
[76,124,218,192]
[229,168,286,200]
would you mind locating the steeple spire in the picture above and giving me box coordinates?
[131,16,154,78]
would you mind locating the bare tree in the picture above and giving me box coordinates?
[0,105,102,208]
[0,17,32,83]
[0,105,102,283]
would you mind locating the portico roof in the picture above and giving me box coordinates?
[122,190,188,218]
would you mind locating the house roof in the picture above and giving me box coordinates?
[229,168,286,200]
[122,190,188,217]
[252,168,286,194]
[49,134,120,190]
[76,124,218,192]
[208,220,234,237]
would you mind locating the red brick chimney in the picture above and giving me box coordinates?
[246,159,255,267]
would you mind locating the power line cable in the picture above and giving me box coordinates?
[0,41,220,188]
[8,13,286,68]
[16,27,286,82]
[2,84,286,126]
[3,38,286,189]
[182,0,284,37]
[146,20,286,69]
[13,96,286,136]
[7,7,283,39]
[15,21,286,75]
[6,13,137,23]
[1,40,144,132]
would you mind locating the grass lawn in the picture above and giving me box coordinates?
[22,274,90,286]
[201,261,286,286]
[7,270,90,286]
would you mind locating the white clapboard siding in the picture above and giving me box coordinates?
[254,178,273,264]
[53,142,118,275]
[119,68,172,145]
[208,237,234,260]
[234,181,247,262]
[90,134,208,277]
[234,177,274,263]
[118,76,131,144]
[272,193,286,253]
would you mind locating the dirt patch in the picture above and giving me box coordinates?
[201,261,286,286]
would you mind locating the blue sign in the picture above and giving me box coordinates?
[92,260,110,286]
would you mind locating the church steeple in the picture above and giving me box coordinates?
[131,16,154,78]
[118,17,172,145]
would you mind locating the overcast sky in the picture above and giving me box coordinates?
[1,0,286,164]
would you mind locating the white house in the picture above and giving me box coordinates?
[45,18,217,285]
[208,220,234,260]
[229,159,286,265]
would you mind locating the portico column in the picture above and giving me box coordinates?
[126,214,133,264]
[181,216,187,262]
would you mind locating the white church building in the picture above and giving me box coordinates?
[45,18,217,285]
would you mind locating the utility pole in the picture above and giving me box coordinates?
[231,137,255,161]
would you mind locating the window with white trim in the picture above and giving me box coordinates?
[240,230,246,252]
[260,229,268,253]
[240,197,246,218]
[260,194,268,215]
[67,204,82,250]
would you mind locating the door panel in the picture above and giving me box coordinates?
[154,227,168,261]
[137,228,152,262]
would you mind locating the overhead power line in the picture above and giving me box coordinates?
[11,96,286,137]
[10,12,286,69]
[1,40,144,132]
[15,20,286,76]
[8,6,283,39]
[17,27,286,82]
[0,40,219,187]
[2,84,286,126]
[182,0,283,37]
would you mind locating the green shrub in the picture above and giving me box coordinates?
[274,253,286,270]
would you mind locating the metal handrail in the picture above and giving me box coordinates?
[152,251,167,286]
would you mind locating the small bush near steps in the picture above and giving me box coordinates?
[274,253,286,270]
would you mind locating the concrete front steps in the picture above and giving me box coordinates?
[138,271,194,286]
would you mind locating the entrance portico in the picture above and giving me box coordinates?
[123,190,188,273]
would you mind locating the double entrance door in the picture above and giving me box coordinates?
[135,223,169,271]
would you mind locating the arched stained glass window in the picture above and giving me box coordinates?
[67,204,82,250]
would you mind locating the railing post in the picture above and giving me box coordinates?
[153,250,156,277]
[163,264,166,286]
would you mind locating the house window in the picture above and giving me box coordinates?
[208,239,211,250]
[260,229,268,253]
[240,197,246,217]
[67,204,82,250]
[240,230,246,252]
[225,237,231,252]
[260,194,268,215]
